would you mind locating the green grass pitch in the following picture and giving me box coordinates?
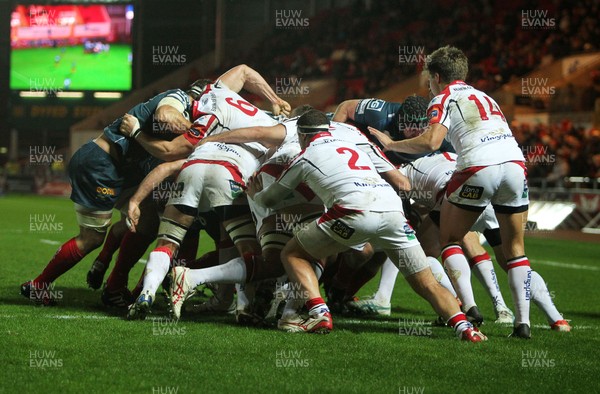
[0,195,598,393]
[10,44,132,91]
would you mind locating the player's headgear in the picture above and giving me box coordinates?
[397,95,429,136]
[187,78,212,100]
[297,110,330,134]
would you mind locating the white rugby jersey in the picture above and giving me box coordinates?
[255,118,316,210]
[428,81,524,170]
[186,141,260,182]
[401,152,457,210]
[329,121,396,173]
[276,133,402,212]
[184,80,277,160]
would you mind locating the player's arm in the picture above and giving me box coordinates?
[127,159,185,232]
[332,100,360,123]
[250,157,304,208]
[120,113,195,160]
[368,124,448,154]
[247,174,292,208]
[199,124,286,149]
[155,99,192,133]
[218,64,291,116]
[381,169,411,192]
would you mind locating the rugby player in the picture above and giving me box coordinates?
[369,46,534,338]
[20,84,199,305]
[250,110,486,341]
[120,65,291,319]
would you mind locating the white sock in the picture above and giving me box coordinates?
[142,249,171,296]
[186,257,247,287]
[507,256,532,326]
[442,245,476,311]
[470,253,509,309]
[373,258,399,304]
[427,256,456,297]
[236,282,252,311]
[530,271,563,324]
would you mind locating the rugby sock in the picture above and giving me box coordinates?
[447,312,471,336]
[427,257,456,297]
[530,270,563,324]
[469,253,509,310]
[306,297,329,317]
[141,247,172,296]
[442,245,477,311]
[105,231,153,292]
[236,282,254,311]
[176,227,200,267]
[186,250,220,270]
[373,258,399,304]
[186,257,247,287]
[94,226,121,267]
[35,237,84,284]
[344,259,381,299]
[507,256,532,326]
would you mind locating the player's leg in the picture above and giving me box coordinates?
[22,205,112,306]
[491,235,569,331]
[346,252,395,316]
[439,199,484,325]
[461,231,514,324]
[128,204,194,320]
[102,202,160,307]
[492,161,533,338]
[87,218,127,290]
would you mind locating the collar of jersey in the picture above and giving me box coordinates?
[307,131,333,146]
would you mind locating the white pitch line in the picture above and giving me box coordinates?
[535,260,600,272]
[40,239,61,245]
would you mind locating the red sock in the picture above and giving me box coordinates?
[344,262,381,299]
[468,252,491,268]
[176,228,200,266]
[131,269,145,299]
[105,231,153,291]
[95,226,121,266]
[186,250,220,270]
[447,312,470,334]
[306,297,329,316]
[35,237,85,284]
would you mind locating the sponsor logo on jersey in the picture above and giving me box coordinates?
[330,220,355,239]
[229,180,244,198]
[366,99,385,111]
[403,223,416,241]
[459,185,483,200]
[427,105,443,123]
[96,186,116,196]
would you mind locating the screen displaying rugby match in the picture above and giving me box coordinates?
[10,3,134,91]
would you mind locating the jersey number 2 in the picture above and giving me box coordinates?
[336,147,370,170]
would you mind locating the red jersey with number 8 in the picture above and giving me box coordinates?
[427,80,524,170]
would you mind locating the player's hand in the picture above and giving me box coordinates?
[126,201,141,233]
[120,114,140,137]
[246,174,263,198]
[368,126,393,150]
[272,100,291,117]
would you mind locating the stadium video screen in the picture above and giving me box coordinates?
[10,3,134,91]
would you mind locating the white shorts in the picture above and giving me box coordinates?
[296,207,420,255]
[167,159,246,213]
[446,161,529,213]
